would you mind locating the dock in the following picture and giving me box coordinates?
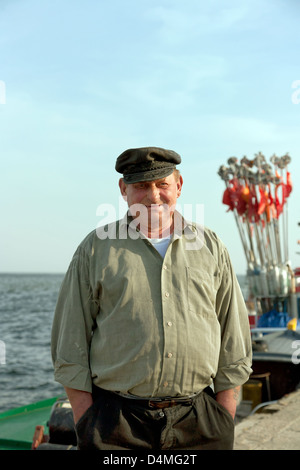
[234,388,300,450]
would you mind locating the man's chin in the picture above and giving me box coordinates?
[146,205,163,212]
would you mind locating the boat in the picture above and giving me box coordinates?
[0,396,77,450]
[218,152,300,411]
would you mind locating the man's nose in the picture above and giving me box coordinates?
[147,185,160,202]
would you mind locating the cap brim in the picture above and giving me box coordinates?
[122,166,175,184]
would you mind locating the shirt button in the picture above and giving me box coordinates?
[167,321,172,327]
[165,292,170,297]
[158,411,165,418]
[163,264,167,270]
[167,352,173,358]
[163,381,168,387]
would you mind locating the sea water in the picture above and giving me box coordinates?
[0,273,64,412]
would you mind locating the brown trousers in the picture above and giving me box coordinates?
[75,387,234,450]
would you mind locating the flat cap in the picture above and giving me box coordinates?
[115,147,181,183]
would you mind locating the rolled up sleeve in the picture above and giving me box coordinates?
[213,247,252,393]
[51,245,98,393]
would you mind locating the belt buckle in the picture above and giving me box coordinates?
[148,398,164,409]
[148,397,175,409]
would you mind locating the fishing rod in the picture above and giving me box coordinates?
[218,159,266,296]
[218,152,293,298]
[218,164,252,267]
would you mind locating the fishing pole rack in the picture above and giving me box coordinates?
[218,152,299,333]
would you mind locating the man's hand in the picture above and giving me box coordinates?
[64,387,93,425]
[216,386,240,420]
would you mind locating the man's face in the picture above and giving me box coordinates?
[119,171,183,236]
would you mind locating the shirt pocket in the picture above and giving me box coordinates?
[187,267,217,316]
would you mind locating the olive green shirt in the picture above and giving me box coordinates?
[51,213,252,397]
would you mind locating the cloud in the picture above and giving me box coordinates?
[146,1,254,46]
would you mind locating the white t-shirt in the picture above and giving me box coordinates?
[144,235,172,258]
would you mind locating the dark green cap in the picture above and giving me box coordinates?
[115,147,181,183]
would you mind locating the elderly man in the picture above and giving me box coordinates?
[51,147,252,450]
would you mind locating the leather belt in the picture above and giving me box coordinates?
[116,391,202,409]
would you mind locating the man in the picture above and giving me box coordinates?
[51,147,252,450]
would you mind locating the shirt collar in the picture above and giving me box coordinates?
[119,210,197,240]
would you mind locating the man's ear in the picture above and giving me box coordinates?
[177,175,183,198]
[119,178,127,201]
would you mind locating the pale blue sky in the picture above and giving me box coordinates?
[1,0,300,275]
